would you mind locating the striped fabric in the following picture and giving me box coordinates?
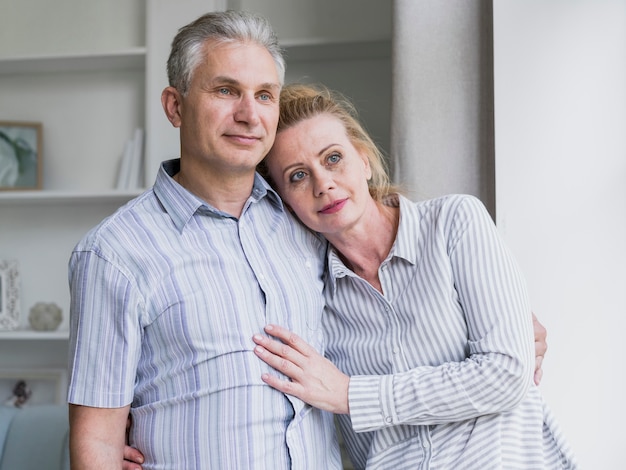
[68,159,341,469]
[323,194,578,469]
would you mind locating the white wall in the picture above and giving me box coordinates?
[494,1,626,468]
[0,0,145,56]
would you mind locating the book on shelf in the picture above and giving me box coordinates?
[115,128,144,190]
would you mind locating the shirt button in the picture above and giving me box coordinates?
[385,416,392,424]
[392,347,399,354]
[423,441,430,449]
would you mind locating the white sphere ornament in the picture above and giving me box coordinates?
[28,302,63,331]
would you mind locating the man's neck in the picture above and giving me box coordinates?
[174,168,256,219]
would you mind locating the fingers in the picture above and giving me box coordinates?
[253,344,302,395]
[260,369,299,395]
[252,324,314,364]
[253,326,308,384]
[264,324,313,355]
[532,313,548,356]
[122,460,144,470]
[123,413,144,469]
[253,342,298,374]
[532,313,547,386]
[534,368,543,385]
[122,445,144,469]
[253,334,300,363]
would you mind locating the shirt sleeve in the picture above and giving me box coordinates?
[67,248,143,408]
[348,195,535,432]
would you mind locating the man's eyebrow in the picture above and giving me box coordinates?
[210,76,238,86]
[211,76,280,91]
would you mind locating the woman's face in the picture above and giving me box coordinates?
[265,113,372,236]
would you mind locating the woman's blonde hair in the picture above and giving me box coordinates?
[261,83,398,202]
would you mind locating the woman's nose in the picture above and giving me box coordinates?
[313,172,336,197]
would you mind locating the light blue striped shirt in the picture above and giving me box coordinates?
[324,194,577,469]
[68,159,341,469]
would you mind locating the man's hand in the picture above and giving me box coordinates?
[532,313,548,385]
[123,413,144,470]
[123,446,144,470]
[253,324,350,414]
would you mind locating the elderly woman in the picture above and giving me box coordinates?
[253,84,577,469]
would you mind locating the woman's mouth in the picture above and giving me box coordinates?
[319,198,348,215]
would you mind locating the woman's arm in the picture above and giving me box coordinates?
[253,312,547,415]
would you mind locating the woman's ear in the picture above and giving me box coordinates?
[360,150,372,181]
[161,86,183,128]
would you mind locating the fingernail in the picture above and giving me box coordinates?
[265,324,274,331]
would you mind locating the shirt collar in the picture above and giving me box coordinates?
[325,194,418,294]
[154,159,284,232]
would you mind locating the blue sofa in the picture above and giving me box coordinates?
[0,404,69,470]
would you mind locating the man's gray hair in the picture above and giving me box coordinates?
[167,10,286,96]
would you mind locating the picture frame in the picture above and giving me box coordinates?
[0,121,43,190]
[0,260,20,331]
[0,368,67,406]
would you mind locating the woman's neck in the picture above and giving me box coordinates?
[326,200,399,293]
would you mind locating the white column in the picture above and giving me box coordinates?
[390,0,495,214]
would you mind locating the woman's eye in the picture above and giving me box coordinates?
[327,153,341,164]
[290,170,306,182]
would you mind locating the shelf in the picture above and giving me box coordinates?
[282,38,391,62]
[0,40,390,75]
[0,330,69,340]
[0,48,146,75]
[0,189,144,205]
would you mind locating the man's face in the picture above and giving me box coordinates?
[175,40,281,176]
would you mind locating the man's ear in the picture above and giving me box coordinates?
[161,86,183,128]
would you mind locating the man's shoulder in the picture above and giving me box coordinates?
[73,189,160,252]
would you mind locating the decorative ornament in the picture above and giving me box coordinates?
[4,380,32,408]
[28,302,63,331]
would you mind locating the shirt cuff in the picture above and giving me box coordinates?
[348,374,396,433]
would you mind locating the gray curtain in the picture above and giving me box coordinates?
[390,0,495,217]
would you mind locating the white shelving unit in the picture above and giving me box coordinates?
[0,49,146,75]
[0,0,391,404]
[0,330,68,341]
[0,190,143,205]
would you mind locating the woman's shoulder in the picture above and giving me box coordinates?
[404,193,488,214]
[399,194,494,235]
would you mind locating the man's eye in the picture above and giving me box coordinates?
[259,93,271,101]
[218,88,230,95]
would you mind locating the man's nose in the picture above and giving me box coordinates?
[234,94,260,125]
